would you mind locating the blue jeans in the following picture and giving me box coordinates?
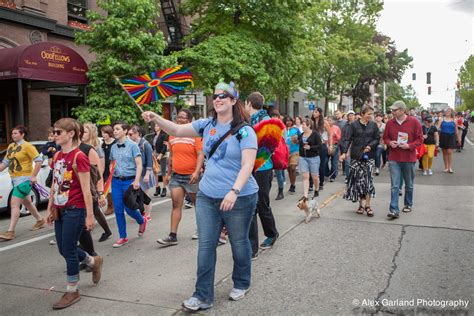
[389,161,415,213]
[55,208,87,283]
[275,169,285,189]
[327,146,339,179]
[193,192,257,304]
[375,146,386,169]
[112,178,144,238]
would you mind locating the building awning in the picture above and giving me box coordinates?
[0,42,88,84]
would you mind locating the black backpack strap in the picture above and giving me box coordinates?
[208,122,248,160]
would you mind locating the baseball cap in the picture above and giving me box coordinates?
[423,115,433,122]
[390,100,407,111]
[347,110,355,115]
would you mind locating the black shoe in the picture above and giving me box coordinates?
[154,187,161,197]
[275,189,284,200]
[157,236,178,246]
[98,232,112,242]
[313,191,319,198]
[387,212,399,219]
[319,185,324,191]
[398,191,403,196]
[160,187,167,197]
[308,186,314,192]
[288,185,296,194]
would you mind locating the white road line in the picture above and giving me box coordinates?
[465,137,473,146]
[0,198,171,253]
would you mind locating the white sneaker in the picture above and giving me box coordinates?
[374,168,380,175]
[49,239,57,245]
[191,232,199,240]
[229,288,250,301]
[422,171,427,176]
[182,297,213,311]
[428,169,433,176]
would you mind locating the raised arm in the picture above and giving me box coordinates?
[142,111,199,138]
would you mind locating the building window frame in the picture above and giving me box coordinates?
[67,0,88,24]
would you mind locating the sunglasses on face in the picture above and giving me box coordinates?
[53,129,64,136]
[212,93,232,100]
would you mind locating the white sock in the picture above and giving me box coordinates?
[66,284,78,293]
[83,254,95,268]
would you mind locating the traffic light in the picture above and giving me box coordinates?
[428,86,431,95]
[412,73,416,80]
[427,72,431,84]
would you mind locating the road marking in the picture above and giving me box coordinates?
[0,198,171,253]
[466,137,473,146]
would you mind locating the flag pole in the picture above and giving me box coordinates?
[114,75,144,113]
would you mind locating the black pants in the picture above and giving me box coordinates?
[249,169,278,255]
[461,128,468,148]
[319,144,328,187]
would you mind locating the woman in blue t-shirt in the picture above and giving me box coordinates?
[436,108,460,173]
[142,82,258,311]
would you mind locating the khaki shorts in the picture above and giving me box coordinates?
[289,153,299,166]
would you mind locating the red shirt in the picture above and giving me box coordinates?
[330,125,341,144]
[383,116,424,163]
[51,148,90,209]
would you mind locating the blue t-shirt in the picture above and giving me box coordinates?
[250,110,273,171]
[192,118,259,198]
[286,127,300,154]
[109,138,142,177]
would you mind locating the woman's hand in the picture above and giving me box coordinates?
[220,191,237,212]
[142,111,159,123]
[46,209,53,225]
[303,144,310,150]
[339,153,346,162]
[132,180,140,190]
[98,195,106,208]
[85,214,95,231]
[189,172,200,184]
[163,175,170,186]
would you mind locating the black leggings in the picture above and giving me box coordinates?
[79,202,111,256]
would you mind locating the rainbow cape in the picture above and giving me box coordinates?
[253,118,285,171]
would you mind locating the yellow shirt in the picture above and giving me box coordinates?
[5,141,39,178]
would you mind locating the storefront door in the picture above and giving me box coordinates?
[0,104,10,150]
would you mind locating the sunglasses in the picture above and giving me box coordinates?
[52,129,64,136]
[212,93,232,100]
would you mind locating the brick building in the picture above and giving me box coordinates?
[0,0,193,148]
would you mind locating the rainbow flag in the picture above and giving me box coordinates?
[119,65,193,105]
[253,118,285,171]
[104,161,116,197]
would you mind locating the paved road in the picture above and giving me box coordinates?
[0,135,472,315]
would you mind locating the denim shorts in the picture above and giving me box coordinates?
[169,173,199,193]
[299,156,320,175]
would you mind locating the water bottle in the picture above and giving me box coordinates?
[362,153,369,161]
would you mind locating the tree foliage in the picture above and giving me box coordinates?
[458,55,474,110]
[378,82,420,112]
[73,0,176,124]
[178,0,309,101]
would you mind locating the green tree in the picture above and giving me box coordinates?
[305,0,384,114]
[378,82,420,112]
[178,0,309,104]
[73,0,176,124]
[458,55,474,110]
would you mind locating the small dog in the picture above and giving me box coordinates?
[297,196,320,223]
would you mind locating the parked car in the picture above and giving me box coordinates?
[0,141,51,216]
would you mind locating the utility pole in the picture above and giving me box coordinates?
[383,82,386,114]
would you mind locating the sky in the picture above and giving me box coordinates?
[377,0,473,108]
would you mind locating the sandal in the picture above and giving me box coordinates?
[356,206,365,214]
[365,206,374,217]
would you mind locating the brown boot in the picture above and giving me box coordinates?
[0,231,15,241]
[30,219,45,231]
[92,256,103,284]
[104,195,114,215]
[52,291,81,309]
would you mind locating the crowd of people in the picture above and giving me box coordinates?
[0,80,470,311]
